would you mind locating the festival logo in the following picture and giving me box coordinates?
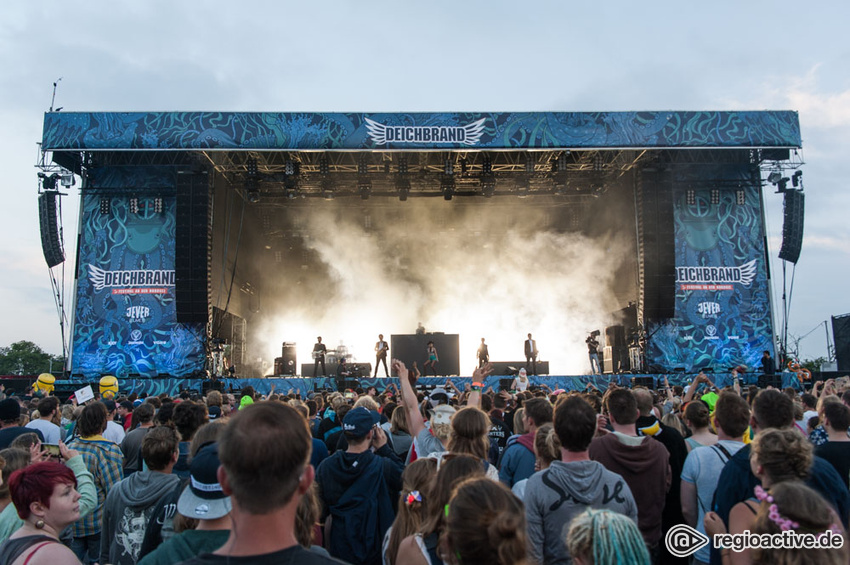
[676,259,757,291]
[87,265,174,295]
[365,117,486,146]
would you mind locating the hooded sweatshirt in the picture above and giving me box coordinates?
[525,460,638,564]
[498,432,536,486]
[100,470,181,565]
[316,443,404,565]
[137,529,230,565]
[589,432,671,546]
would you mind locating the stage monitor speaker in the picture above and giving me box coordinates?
[605,325,626,347]
[281,342,297,376]
[758,375,783,389]
[779,190,804,264]
[632,376,654,389]
[38,192,64,268]
[175,172,212,324]
[603,346,628,374]
[832,314,850,372]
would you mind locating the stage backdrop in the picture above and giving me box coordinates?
[646,165,775,372]
[70,166,206,378]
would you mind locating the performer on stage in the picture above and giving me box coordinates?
[335,357,352,392]
[524,333,538,375]
[586,332,601,375]
[423,341,439,376]
[760,350,775,375]
[477,338,490,368]
[511,367,530,392]
[312,336,327,377]
[374,334,390,377]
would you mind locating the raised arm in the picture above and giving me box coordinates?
[393,359,426,437]
[468,362,493,409]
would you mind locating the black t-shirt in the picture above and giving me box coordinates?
[178,544,344,565]
[815,441,850,489]
[0,426,44,449]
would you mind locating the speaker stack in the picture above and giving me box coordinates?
[38,191,65,268]
[604,325,629,373]
[640,169,676,322]
[779,190,804,264]
[175,172,212,324]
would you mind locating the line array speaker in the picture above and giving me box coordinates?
[832,315,850,372]
[38,192,64,268]
[778,190,804,264]
[175,173,212,324]
[640,170,676,320]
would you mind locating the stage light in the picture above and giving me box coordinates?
[482,156,492,175]
[558,153,568,173]
[686,190,696,205]
[323,189,335,200]
[319,156,329,176]
[60,174,75,188]
[736,190,746,205]
[792,170,802,188]
[39,173,59,191]
[245,176,260,203]
[442,178,455,201]
[444,158,453,176]
[481,178,495,198]
[710,189,720,205]
[247,189,260,203]
[246,157,258,176]
[396,179,410,201]
[154,197,163,213]
[358,154,369,176]
[767,171,782,185]
[398,156,408,175]
[129,197,139,214]
[285,160,297,176]
[359,180,372,200]
[594,153,604,172]
[99,197,110,215]
[528,153,538,174]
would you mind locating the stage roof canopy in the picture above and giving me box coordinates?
[42,111,801,152]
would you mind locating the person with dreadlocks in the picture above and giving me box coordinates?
[566,508,650,565]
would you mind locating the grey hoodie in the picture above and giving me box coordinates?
[100,470,181,565]
[524,459,638,565]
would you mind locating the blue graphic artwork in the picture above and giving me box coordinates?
[646,165,775,372]
[70,166,205,378]
[43,111,801,152]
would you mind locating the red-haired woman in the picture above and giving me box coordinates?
[0,461,82,564]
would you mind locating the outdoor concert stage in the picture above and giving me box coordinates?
[38,111,803,381]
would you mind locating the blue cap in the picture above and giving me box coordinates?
[342,407,381,438]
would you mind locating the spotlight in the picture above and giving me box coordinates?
[444,158,453,176]
[247,189,260,203]
[359,180,372,200]
[482,156,492,175]
[129,197,139,214]
[442,178,455,201]
[710,189,720,205]
[285,160,298,176]
[358,154,369,176]
[481,178,495,198]
[594,153,604,172]
[246,176,260,203]
[398,156,408,175]
[686,190,696,205]
[319,156,329,176]
[396,179,410,201]
[40,173,59,191]
[792,170,802,188]
[99,197,111,215]
[767,171,782,185]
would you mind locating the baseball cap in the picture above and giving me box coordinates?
[342,407,381,438]
[177,443,232,520]
[207,406,222,420]
[430,404,456,427]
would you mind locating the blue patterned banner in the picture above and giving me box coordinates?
[646,165,775,372]
[70,166,206,378]
[42,111,801,151]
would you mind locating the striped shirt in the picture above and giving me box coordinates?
[68,435,123,537]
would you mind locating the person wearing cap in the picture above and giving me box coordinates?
[117,400,134,432]
[176,402,341,564]
[100,425,181,565]
[101,399,126,444]
[0,398,44,450]
[137,443,231,565]
[316,406,404,564]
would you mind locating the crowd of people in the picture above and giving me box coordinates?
[0,366,847,565]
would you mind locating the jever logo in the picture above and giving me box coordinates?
[665,524,709,558]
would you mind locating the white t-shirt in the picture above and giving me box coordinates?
[103,420,126,444]
[26,418,62,445]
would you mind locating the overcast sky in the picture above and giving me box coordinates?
[1,0,847,365]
